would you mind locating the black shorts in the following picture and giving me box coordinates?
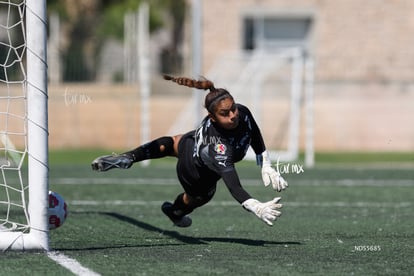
[176,131,218,199]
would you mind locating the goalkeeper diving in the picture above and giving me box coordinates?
[92,75,288,227]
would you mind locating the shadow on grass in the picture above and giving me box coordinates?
[104,211,301,247]
[55,211,301,251]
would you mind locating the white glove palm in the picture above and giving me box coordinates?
[260,151,288,192]
[242,197,283,226]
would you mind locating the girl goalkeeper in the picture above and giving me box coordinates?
[92,75,288,227]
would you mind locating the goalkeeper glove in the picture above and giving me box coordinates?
[259,151,288,192]
[242,197,283,226]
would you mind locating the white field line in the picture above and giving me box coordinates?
[47,251,101,276]
[53,177,414,187]
[68,200,412,208]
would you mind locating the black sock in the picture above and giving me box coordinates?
[172,193,194,217]
[125,136,174,162]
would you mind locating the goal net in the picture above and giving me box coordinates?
[168,47,314,166]
[0,0,49,251]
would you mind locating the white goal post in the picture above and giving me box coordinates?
[0,0,49,251]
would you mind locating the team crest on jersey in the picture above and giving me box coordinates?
[214,143,227,154]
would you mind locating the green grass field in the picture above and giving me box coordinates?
[2,151,414,275]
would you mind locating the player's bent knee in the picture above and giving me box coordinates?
[158,136,174,154]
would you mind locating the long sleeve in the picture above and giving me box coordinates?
[237,105,266,155]
[221,170,251,204]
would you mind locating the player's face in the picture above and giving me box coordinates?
[210,98,239,130]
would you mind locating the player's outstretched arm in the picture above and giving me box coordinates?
[242,197,283,226]
[258,151,288,192]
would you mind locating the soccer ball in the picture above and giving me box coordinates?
[48,190,68,230]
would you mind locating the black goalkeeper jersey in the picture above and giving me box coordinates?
[176,104,266,203]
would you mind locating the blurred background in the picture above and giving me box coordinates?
[3,0,414,162]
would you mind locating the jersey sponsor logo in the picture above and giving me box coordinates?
[214,143,227,154]
[214,155,227,161]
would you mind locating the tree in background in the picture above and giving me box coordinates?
[48,0,186,82]
[159,0,186,74]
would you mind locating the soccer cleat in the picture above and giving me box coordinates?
[161,201,192,227]
[91,153,133,171]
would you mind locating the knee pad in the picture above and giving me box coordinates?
[141,136,174,159]
[156,136,174,155]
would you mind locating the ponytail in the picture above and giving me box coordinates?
[163,75,233,113]
[163,75,215,91]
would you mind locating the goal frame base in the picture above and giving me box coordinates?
[0,231,49,251]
